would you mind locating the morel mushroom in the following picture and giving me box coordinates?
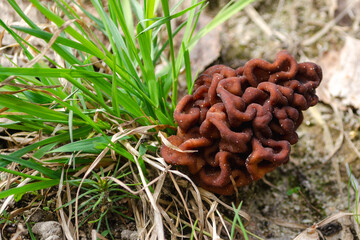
[161,50,322,195]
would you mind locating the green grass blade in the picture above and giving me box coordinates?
[2,115,54,133]
[136,24,158,107]
[111,56,120,117]
[0,67,110,79]
[0,179,60,199]
[0,94,70,123]
[189,0,254,50]
[137,2,204,36]
[26,221,37,240]
[11,26,93,54]
[8,126,93,159]
[33,143,58,159]
[182,43,193,94]
[160,0,177,109]
[49,136,108,153]
[0,167,51,181]
[29,0,106,59]
[231,202,248,240]
[0,19,34,61]
[190,219,199,240]
[7,0,40,29]
[0,155,60,179]
[121,0,136,43]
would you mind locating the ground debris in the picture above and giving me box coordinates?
[2,0,360,239]
[294,213,359,240]
[32,221,63,240]
[318,36,360,108]
[121,229,138,240]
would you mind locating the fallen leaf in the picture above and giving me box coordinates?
[318,36,360,108]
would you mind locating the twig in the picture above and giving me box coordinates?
[302,0,359,46]
[344,132,360,160]
[244,5,287,42]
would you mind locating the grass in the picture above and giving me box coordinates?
[347,164,360,225]
[231,202,248,240]
[0,0,256,238]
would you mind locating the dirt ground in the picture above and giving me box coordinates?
[1,0,360,239]
[215,0,360,238]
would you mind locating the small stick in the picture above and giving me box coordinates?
[302,0,358,46]
[245,5,287,42]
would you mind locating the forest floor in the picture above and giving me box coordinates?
[1,0,360,239]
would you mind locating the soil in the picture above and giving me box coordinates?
[1,0,360,239]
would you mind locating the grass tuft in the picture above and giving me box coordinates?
[0,0,254,238]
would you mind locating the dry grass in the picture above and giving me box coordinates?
[1,0,360,239]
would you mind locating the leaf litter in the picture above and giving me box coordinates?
[1,0,360,239]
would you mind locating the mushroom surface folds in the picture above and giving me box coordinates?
[161,50,322,195]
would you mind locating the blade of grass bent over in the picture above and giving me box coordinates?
[0,179,60,199]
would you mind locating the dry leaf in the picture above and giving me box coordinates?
[293,212,358,240]
[318,36,360,108]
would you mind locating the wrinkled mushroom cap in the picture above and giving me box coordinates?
[161,50,322,195]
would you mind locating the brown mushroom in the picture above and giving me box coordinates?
[161,50,322,195]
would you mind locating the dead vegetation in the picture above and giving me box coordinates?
[1,0,360,239]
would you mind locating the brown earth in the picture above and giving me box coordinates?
[1,0,360,239]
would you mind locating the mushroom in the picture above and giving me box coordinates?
[161,50,322,195]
